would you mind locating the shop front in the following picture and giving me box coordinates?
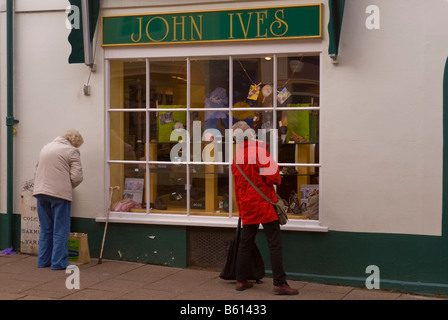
[88,1,448,295]
[96,3,326,269]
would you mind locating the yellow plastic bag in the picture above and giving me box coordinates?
[68,232,91,265]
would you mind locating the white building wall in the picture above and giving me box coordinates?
[0,1,106,220]
[320,0,448,235]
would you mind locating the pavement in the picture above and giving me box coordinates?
[0,253,446,301]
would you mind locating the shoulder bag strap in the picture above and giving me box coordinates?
[235,161,274,205]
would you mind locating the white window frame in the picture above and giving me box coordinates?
[98,40,328,232]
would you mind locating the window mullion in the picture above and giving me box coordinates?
[228,56,234,217]
[146,58,151,214]
[186,57,191,216]
[105,59,111,203]
[272,54,278,163]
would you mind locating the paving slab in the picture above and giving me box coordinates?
[342,288,402,300]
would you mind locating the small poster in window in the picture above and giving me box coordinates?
[277,87,291,104]
[247,84,261,100]
[157,105,186,142]
[123,178,144,203]
[159,112,174,125]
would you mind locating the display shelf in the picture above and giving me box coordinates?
[123,138,318,218]
[130,207,310,219]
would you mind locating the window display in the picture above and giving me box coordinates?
[107,54,320,220]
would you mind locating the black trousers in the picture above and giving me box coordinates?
[236,220,287,286]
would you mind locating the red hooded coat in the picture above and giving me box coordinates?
[231,140,281,225]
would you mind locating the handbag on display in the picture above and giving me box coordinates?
[289,191,302,214]
[307,190,319,220]
[235,162,288,225]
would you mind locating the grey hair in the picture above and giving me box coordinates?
[63,129,84,148]
[232,121,255,141]
[232,121,251,132]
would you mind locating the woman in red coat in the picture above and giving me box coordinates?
[231,121,298,295]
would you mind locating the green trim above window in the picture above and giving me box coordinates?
[327,0,345,60]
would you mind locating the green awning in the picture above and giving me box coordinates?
[68,0,99,64]
[328,0,345,61]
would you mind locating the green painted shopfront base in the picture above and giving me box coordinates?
[3,213,448,297]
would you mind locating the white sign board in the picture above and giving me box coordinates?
[21,179,40,255]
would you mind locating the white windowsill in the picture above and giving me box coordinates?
[95,212,328,232]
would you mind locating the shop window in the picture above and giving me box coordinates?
[107,54,320,221]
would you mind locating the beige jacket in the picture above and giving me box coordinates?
[33,136,83,201]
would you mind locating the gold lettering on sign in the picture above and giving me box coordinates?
[190,15,203,40]
[131,17,143,42]
[228,13,235,39]
[256,11,268,38]
[236,12,253,39]
[172,16,186,41]
[146,16,169,42]
[129,7,293,44]
[270,9,288,37]
[228,9,289,40]
[131,15,203,43]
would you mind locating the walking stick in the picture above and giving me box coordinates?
[98,186,120,264]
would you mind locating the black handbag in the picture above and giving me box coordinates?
[235,162,288,225]
[219,218,265,283]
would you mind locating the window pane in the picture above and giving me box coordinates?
[277,167,319,220]
[190,58,229,109]
[233,57,273,111]
[150,60,187,108]
[110,163,146,211]
[149,109,187,161]
[276,55,319,106]
[190,58,230,135]
[189,111,230,163]
[110,60,146,109]
[278,109,319,157]
[189,164,231,216]
[110,111,146,161]
[149,164,187,213]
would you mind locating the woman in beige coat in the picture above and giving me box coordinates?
[33,130,84,270]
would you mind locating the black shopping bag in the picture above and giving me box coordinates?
[219,218,265,282]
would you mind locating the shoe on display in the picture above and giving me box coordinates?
[169,192,183,201]
[154,197,167,210]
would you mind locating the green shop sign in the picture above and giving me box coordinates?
[101,4,322,46]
